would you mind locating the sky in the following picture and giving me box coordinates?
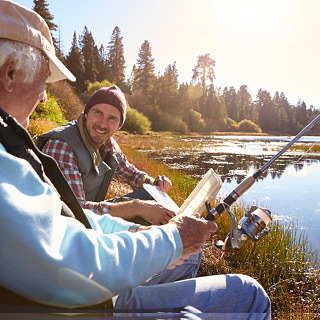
[14,0,320,108]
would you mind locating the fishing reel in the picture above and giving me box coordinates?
[206,203,272,250]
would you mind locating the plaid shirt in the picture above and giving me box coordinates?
[42,138,147,215]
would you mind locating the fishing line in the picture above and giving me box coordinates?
[292,137,320,165]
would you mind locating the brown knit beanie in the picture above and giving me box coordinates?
[84,86,127,128]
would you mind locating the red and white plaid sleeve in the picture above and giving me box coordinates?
[115,152,146,189]
[42,139,111,215]
[101,140,147,190]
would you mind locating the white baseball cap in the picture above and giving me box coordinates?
[0,0,76,83]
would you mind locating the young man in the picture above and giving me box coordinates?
[37,86,176,226]
[0,1,271,318]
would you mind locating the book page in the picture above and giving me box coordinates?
[143,169,222,217]
[143,184,179,212]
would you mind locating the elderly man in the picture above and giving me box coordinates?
[0,1,271,318]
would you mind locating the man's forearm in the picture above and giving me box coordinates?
[108,199,146,219]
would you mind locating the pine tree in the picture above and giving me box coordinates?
[224,87,238,121]
[256,89,274,132]
[79,26,98,85]
[96,45,107,82]
[33,0,58,48]
[237,85,252,121]
[66,32,85,92]
[134,40,156,96]
[56,24,65,62]
[106,26,126,87]
[192,54,216,91]
[157,62,179,113]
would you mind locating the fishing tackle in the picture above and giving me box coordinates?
[205,113,320,249]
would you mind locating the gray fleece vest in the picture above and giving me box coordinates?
[36,119,121,202]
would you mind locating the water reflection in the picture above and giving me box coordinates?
[141,135,320,248]
[148,149,319,184]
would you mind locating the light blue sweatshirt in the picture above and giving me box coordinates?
[0,143,183,308]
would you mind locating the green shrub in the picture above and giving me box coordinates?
[225,117,239,132]
[156,111,188,134]
[27,118,57,140]
[30,93,67,125]
[238,119,262,133]
[188,109,206,132]
[47,81,84,121]
[86,80,113,95]
[121,105,151,134]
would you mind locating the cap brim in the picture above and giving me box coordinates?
[45,49,76,83]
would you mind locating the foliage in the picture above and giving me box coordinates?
[79,26,99,84]
[86,79,113,95]
[121,105,151,134]
[27,118,57,140]
[66,32,85,92]
[106,26,126,87]
[187,109,206,132]
[48,20,320,135]
[192,53,216,91]
[225,117,239,132]
[30,92,67,125]
[158,112,188,134]
[47,81,84,121]
[133,40,156,98]
[32,0,58,49]
[238,119,262,133]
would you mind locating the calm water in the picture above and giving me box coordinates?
[144,135,320,249]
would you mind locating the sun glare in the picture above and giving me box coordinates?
[207,0,293,46]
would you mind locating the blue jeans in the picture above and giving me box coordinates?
[112,188,203,284]
[114,274,271,319]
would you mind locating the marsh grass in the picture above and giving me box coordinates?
[291,143,320,153]
[115,131,204,152]
[115,133,320,319]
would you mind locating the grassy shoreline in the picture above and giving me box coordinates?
[115,133,320,319]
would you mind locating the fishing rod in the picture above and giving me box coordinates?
[205,113,320,249]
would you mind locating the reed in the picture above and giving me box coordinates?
[117,135,320,319]
[290,143,320,153]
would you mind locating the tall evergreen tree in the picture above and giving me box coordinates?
[66,32,85,92]
[80,26,98,84]
[295,100,308,128]
[224,87,238,121]
[106,26,126,87]
[133,40,156,97]
[204,85,226,132]
[191,54,216,91]
[95,45,107,82]
[237,85,252,121]
[55,24,65,62]
[157,62,179,113]
[256,89,275,132]
[33,0,58,48]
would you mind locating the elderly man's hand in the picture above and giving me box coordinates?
[155,175,172,193]
[169,213,217,258]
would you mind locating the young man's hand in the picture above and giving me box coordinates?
[154,175,172,193]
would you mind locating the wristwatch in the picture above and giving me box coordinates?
[129,224,140,233]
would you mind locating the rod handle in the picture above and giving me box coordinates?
[233,176,256,197]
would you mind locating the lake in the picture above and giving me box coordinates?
[144,135,320,249]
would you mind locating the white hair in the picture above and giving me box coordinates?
[0,39,45,84]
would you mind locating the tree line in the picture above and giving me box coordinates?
[33,0,320,135]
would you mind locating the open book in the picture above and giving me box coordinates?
[143,168,222,217]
